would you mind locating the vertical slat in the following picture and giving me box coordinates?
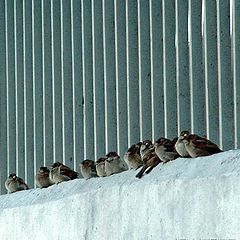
[6,0,16,175]
[42,0,53,166]
[175,0,190,134]
[71,0,84,169]
[232,0,240,148]
[0,1,7,193]
[14,1,25,179]
[217,0,233,150]
[81,0,94,159]
[51,0,63,164]
[60,0,73,167]
[188,0,205,135]
[103,0,117,152]
[33,0,43,177]
[138,0,152,141]
[23,0,34,187]
[150,0,164,141]
[92,0,105,159]
[114,0,128,156]
[126,0,140,145]
[203,0,219,142]
[162,0,177,139]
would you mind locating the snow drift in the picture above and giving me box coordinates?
[0,150,240,240]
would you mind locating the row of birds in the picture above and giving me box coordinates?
[5,130,223,193]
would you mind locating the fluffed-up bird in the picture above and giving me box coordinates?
[181,131,222,158]
[5,173,29,193]
[136,140,162,179]
[124,142,143,170]
[36,167,54,188]
[105,152,127,176]
[80,160,98,180]
[49,162,78,184]
[175,131,191,157]
[96,157,107,177]
[154,137,179,163]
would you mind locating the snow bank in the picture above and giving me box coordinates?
[0,150,240,240]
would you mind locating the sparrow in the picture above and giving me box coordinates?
[96,157,107,177]
[80,160,98,180]
[154,137,179,163]
[49,162,78,184]
[105,152,127,176]
[136,140,162,179]
[124,142,143,170]
[35,167,54,188]
[181,132,223,158]
[175,130,191,157]
[5,173,29,193]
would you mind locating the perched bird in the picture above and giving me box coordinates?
[35,167,54,188]
[105,152,127,176]
[5,173,29,193]
[136,140,162,179]
[182,132,222,158]
[80,160,98,180]
[124,142,143,170]
[175,131,191,157]
[49,162,78,184]
[96,157,107,177]
[154,137,179,163]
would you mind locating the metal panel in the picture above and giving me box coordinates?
[188,0,205,136]
[162,0,177,139]
[232,0,240,148]
[217,0,233,150]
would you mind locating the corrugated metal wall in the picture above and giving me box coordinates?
[0,0,239,194]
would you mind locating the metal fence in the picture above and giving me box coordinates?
[0,0,239,194]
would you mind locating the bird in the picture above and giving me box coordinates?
[154,137,179,163]
[124,142,143,170]
[136,140,162,179]
[105,152,127,176]
[49,162,78,184]
[95,157,107,177]
[35,167,54,188]
[5,173,29,193]
[181,132,223,158]
[175,130,191,157]
[80,160,98,180]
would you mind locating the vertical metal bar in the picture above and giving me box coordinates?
[42,0,53,167]
[162,0,177,139]
[114,0,128,156]
[23,0,34,187]
[0,0,7,193]
[149,0,164,141]
[81,0,94,159]
[6,0,16,176]
[203,0,219,143]
[188,0,205,136]
[126,0,140,145]
[217,0,233,150]
[175,0,190,134]
[14,1,24,178]
[32,0,43,179]
[232,0,240,148]
[71,0,84,169]
[60,0,73,167]
[103,0,117,153]
[137,0,152,141]
[51,0,63,164]
[92,0,105,159]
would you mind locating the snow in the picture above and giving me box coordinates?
[1,150,240,239]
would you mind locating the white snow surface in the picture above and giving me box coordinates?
[1,150,240,239]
